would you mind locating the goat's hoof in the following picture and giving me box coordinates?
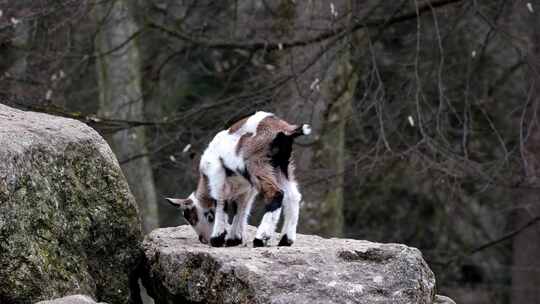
[253,238,266,247]
[225,238,242,247]
[278,234,293,247]
[210,232,227,247]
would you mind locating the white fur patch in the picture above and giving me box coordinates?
[302,124,312,135]
[255,209,281,241]
[243,111,273,135]
[200,130,244,199]
[280,180,301,242]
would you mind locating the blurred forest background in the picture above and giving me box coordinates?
[1,0,540,303]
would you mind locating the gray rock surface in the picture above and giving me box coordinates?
[0,104,143,304]
[142,225,437,304]
[35,295,107,304]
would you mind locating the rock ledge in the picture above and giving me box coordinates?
[142,226,436,304]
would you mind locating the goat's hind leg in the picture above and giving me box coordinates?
[225,189,257,247]
[250,165,283,247]
[278,178,301,246]
[254,198,282,247]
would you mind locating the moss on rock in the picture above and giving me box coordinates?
[0,104,143,304]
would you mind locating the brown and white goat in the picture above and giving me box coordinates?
[166,111,311,247]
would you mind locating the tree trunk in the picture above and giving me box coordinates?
[1,1,31,100]
[94,0,159,233]
[512,4,540,303]
[274,0,359,237]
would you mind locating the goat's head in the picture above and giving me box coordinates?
[165,193,214,244]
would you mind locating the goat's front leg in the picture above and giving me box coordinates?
[210,200,228,247]
[226,189,257,246]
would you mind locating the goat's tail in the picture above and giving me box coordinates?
[291,124,312,137]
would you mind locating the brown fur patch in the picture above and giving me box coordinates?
[183,205,198,225]
[261,116,298,136]
[246,160,281,202]
[240,116,298,157]
[228,117,248,134]
[234,115,298,156]
[236,132,253,154]
[196,174,216,209]
[231,115,301,202]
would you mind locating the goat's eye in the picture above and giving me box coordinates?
[204,210,215,223]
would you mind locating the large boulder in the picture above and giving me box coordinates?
[142,226,437,304]
[0,104,143,304]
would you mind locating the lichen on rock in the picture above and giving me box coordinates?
[0,104,143,304]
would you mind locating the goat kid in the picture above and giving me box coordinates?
[166,111,310,247]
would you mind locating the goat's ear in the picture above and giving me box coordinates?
[165,197,193,209]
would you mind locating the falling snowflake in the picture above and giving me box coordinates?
[527,2,534,13]
[330,3,338,17]
[310,78,320,91]
[407,115,415,127]
[45,90,52,100]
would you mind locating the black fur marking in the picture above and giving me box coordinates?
[278,234,293,246]
[204,210,215,223]
[183,208,198,226]
[221,157,236,177]
[269,132,293,178]
[265,191,284,212]
[231,201,238,216]
[239,168,252,185]
[225,201,238,225]
[225,238,242,247]
[210,231,227,247]
[253,238,265,247]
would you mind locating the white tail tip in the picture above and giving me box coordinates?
[302,124,312,135]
